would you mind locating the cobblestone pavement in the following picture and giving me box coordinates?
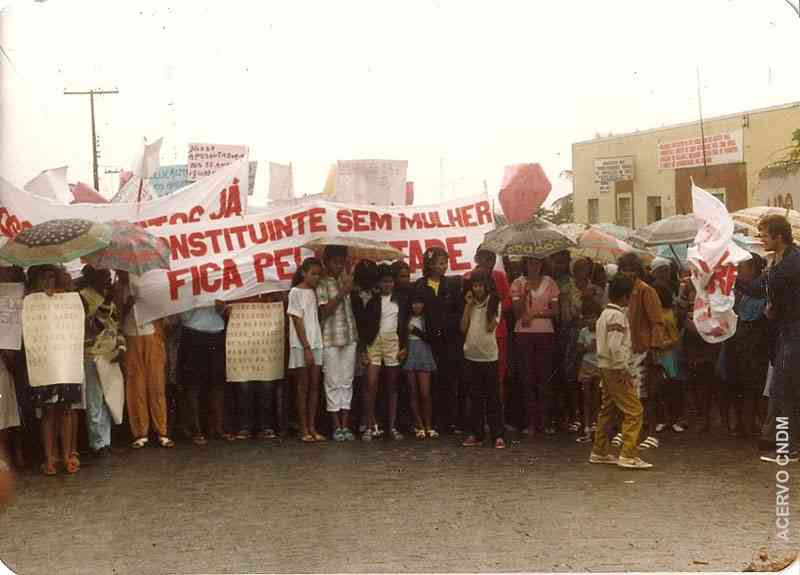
[1,431,797,574]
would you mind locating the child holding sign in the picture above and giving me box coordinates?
[288,258,325,443]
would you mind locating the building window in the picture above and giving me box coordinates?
[587,199,599,224]
[616,194,633,228]
[647,196,662,224]
[706,187,727,207]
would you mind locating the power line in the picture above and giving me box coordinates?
[63,88,119,191]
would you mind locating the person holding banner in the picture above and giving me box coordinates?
[25,265,82,475]
[179,305,229,445]
[413,247,464,435]
[287,258,325,443]
[80,266,126,459]
[115,271,173,449]
[317,246,357,442]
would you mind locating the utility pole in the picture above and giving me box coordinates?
[63,88,119,191]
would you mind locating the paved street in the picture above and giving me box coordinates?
[0,431,796,574]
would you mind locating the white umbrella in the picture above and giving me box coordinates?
[302,236,405,261]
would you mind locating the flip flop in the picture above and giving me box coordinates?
[300,434,316,443]
[310,432,327,442]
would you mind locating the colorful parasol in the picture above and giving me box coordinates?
[81,221,171,275]
[302,236,405,262]
[482,216,577,258]
[0,219,112,267]
[571,227,654,265]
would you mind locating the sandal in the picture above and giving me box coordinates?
[426,429,439,439]
[158,436,175,448]
[310,431,327,442]
[64,456,79,474]
[300,434,316,443]
[40,461,57,476]
[256,429,277,440]
[638,436,660,450]
[192,435,208,446]
[131,437,149,449]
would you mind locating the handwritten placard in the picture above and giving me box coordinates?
[22,293,85,387]
[187,143,248,182]
[0,283,24,350]
[226,302,285,382]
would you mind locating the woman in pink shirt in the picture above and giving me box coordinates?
[510,255,560,434]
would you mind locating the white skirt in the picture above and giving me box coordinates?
[0,362,20,430]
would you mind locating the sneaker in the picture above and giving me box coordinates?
[358,424,367,434]
[568,421,582,433]
[372,426,385,438]
[462,436,481,447]
[576,433,593,444]
[618,456,653,469]
[504,423,517,433]
[655,423,667,433]
[544,427,556,436]
[390,428,404,441]
[426,429,440,439]
[611,433,623,447]
[521,427,535,436]
[333,428,346,442]
[495,438,506,449]
[589,452,619,465]
[671,423,685,433]
[361,430,373,442]
[343,429,356,441]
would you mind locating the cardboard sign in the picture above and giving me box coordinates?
[226,302,285,382]
[334,160,408,205]
[0,283,24,350]
[22,293,85,387]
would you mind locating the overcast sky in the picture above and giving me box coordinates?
[1,0,799,206]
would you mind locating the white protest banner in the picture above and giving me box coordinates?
[133,194,493,323]
[22,292,85,387]
[226,302,285,382]
[0,158,249,238]
[686,182,751,344]
[334,160,408,205]
[0,283,23,350]
[187,143,248,182]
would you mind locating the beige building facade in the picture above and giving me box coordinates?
[572,101,800,227]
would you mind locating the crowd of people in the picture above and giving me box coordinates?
[0,214,797,476]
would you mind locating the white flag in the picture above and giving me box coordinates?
[686,181,751,344]
[268,162,294,201]
[130,137,163,179]
[24,166,72,204]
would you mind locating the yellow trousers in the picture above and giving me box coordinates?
[124,333,168,439]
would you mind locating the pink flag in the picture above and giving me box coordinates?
[69,182,109,204]
[498,163,551,224]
